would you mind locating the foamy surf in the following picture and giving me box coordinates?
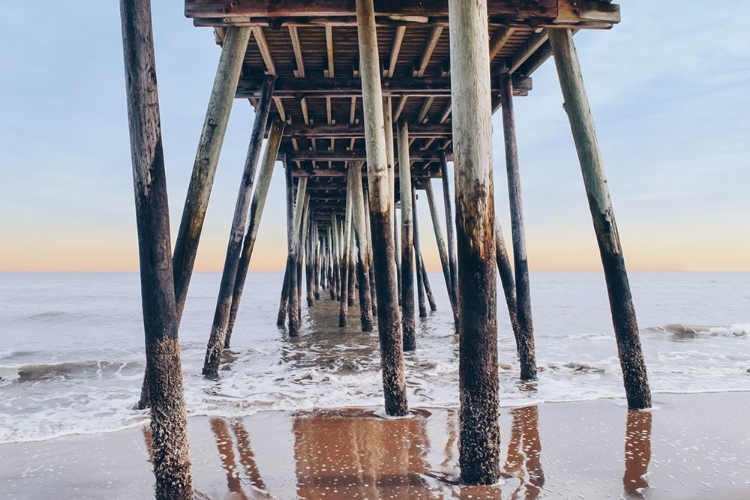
[1,272,748,444]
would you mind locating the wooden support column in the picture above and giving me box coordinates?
[331,215,341,301]
[339,168,354,327]
[119,0,192,495]
[173,26,251,321]
[439,154,458,318]
[313,224,321,301]
[204,120,284,377]
[305,216,315,307]
[328,227,336,300]
[351,163,374,332]
[424,182,455,318]
[347,230,356,307]
[412,187,427,318]
[449,0,500,484]
[495,219,521,349]
[277,157,295,326]
[289,181,308,335]
[210,77,274,349]
[419,253,437,312]
[364,187,378,316]
[549,28,651,410]
[356,0,408,416]
[298,195,311,313]
[499,74,537,381]
[398,121,416,351]
[384,97,399,295]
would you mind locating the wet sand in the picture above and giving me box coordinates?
[1,392,749,499]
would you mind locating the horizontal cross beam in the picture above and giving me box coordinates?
[287,149,449,164]
[283,123,453,138]
[237,75,532,99]
[186,0,558,21]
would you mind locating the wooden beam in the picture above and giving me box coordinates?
[288,26,306,78]
[386,26,406,77]
[287,149,446,162]
[416,96,435,124]
[412,26,443,77]
[489,27,515,61]
[251,26,276,75]
[236,75,532,98]
[509,31,548,74]
[324,25,335,77]
[283,122,452,138]
[186,0,559,21]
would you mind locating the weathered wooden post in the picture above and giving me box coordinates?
[351,163,374,332]
[119,0,192,495]
[288,178,308,336]
[419,253,437,312]
[172,26,251,321]
[277,158,296,326]
[439,153,459,317]
[424,182,455,318]
[210,77,274,348]
[397,121,416,351]
[449,0,501,484]
[298,195,311,313]
[499,73,537,381]
[331,215,341,301]
[363,188,378,316]
[495,220,521,348]
[549,29,651,410]
[384,97,398,291]
[137,23,252,408]
[412,187,427,318]
[305,220,314,307]
[356,0,409,416]
[204,120,284,378]
[313,224,321,301]
[339,168,354,327]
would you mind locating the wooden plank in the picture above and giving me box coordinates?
[288,26,306,78]
[236,75,532,98]
[186,0,558,21]
[251,26,276,75]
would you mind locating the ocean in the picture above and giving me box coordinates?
[0,271,748,444]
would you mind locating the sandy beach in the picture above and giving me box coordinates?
[1,391,748,499]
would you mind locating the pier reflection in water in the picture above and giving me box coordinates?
[144,402,654,499]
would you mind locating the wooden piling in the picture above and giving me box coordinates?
[449,0,501,484]
[351,162,374,332]
[208,77,274,350]
[119,0,192,495]
[331,215,341,301]
[494,219,521,350]
[288,178,308,336]
[355,0,409,416]
[397,121,416,351]
[499,73,537,381]
[549,28,651,410]
[412,187,427,318]
[439,154,459,317]
[172,26,251,321]
[327,229,336,300]
[204,120,284,378]
[419,252,437,312]
[363,188,378,316]
[339,168,354,327]
[277,158,296,326]
[424,182,456,319]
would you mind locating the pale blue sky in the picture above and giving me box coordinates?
[0,1,748,271]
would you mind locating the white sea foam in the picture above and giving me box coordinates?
[1,271,748,443]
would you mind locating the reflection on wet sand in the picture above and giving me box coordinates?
[502,406,545,500]
[623,410,652,497]
[209,418,272,499]
[292,409,434,499]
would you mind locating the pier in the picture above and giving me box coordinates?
[119,0,651,496]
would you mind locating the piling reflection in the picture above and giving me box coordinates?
[208,417,271,499]
[623,410,652,497]
[292,409,434,499]
[502,405,545,500]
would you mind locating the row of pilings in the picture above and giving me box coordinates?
[120,0,651,496]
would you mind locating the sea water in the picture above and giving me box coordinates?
[0,272,747,443]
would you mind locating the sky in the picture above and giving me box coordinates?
[0,1,748,273]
